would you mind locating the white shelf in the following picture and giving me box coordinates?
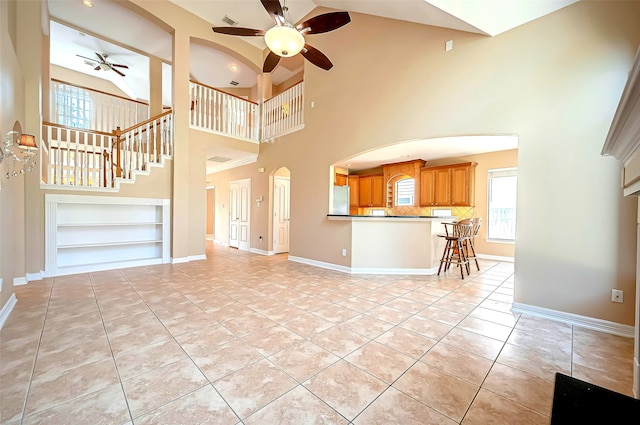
[58,239,163,249]
[57,222,163,227]
[45,194,171,277]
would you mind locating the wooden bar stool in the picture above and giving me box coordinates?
[437,219,473,279]
[464,217,482,271]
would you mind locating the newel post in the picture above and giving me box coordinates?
[112,126,123,179]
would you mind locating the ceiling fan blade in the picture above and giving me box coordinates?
[77,54,97,62]
[263,50,281,73]
[297,11,351,34]
[261,0,284,25]
[213,27,266,36]
[112,67,126,77]
[111,64,129,69]
[301,44,333,70]
[96,52,106,62]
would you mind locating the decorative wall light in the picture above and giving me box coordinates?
[0,131,38,178]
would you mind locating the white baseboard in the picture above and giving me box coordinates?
[172,254,207,264]
[477,254,515,262]
[351,266,439,275]
[511,302,635,338]
[288,256,351,273]
[0,294,17,330]
[26,271,44,282]
[250,248,275,256]
[13,277,28,286]
[288,256,439,275]
[46,258,164,277]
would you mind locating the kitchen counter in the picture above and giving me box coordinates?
[327,215,453,274]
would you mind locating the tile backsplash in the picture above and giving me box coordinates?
[362,206,475,219]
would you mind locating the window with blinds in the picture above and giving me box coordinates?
[395,178,415,206]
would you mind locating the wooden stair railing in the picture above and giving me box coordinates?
[112,109,173,182]
[42,109,173,189]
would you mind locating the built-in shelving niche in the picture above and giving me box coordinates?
[45,194,171,277]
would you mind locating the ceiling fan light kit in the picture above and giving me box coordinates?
[213,0,350,73]
[264,24,304,57]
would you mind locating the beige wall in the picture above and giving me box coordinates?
[426,149,518,258]
[0,0,26,311]
[206,188,214,235]
[206,2,640,326]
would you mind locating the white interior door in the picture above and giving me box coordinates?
[273,176,290,254]
[238,180,251,251]
[229,182,239,248]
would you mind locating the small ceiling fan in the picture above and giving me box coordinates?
[213,0,350,72]
[76,52,129,77]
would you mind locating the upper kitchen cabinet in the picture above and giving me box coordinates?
[359,174,385,207]
[420,162,477,207]
[450,163,476,206]
[348,176,360,208]
[335,173,348,186]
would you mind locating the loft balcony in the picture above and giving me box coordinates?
[42,80,305,190]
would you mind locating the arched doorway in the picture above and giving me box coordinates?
[272,167,291,254]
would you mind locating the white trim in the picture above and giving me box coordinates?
[511,302,635,338]
[288,256,439,275]
[26,271,44,281]
[288,256,351,274]
[190,125,259,144]
[0,294,17,330]
[45,258,165,277]
[0,278,2,292]
[13,277,28,286]
[250,248,275,256]
[477,254,515,262]
[214,240,229,247]
[189,255,207,262]
[351,266,439,275]
[172,257,189,264]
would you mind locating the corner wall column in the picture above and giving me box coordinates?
[171,31,191,261]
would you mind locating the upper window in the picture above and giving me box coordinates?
[395,178,415,206]
[52,83,92,129]
[487,168,517,242]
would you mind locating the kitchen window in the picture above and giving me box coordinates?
[395,178,415,206]
[487,168,517,242]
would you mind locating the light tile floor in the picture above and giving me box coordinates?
[0,243,635,424]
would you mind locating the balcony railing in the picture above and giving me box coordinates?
[51,79,149,133]
[41,110,173,189]
[262,81,304,141]
[190,81,260,142]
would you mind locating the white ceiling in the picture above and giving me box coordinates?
[334,135,519,171]
[47,0,577,174]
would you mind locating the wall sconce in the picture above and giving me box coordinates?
[0,131,38,179]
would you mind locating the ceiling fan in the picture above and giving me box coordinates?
[76,52,129,77]
[212,0,350,72]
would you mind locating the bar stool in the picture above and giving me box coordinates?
[464,217,482,271]
[437,219,473,279]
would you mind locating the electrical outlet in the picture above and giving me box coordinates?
[611,289,623,303]
[341,248,347,257]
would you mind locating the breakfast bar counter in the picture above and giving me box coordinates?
[327,215,455,274]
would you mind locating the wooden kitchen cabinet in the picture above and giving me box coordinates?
[335,173,348,186]
[348,176,359,207]
[450,163,475,206]
[358,174,384,207]
[419,162,476,207]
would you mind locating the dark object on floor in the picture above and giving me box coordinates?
[550,372,639,424]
